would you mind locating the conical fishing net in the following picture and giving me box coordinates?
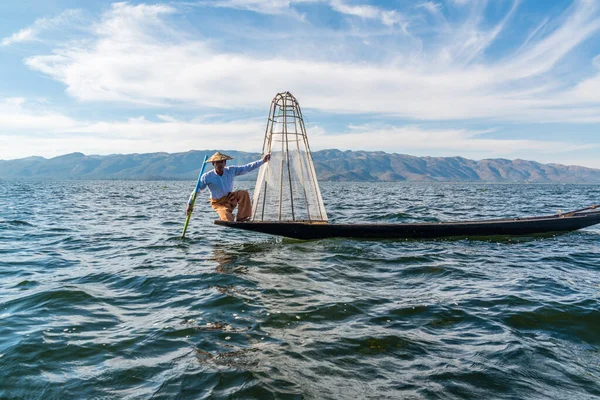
[252,92,328,222]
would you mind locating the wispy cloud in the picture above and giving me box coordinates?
[451,0,471,5]
[446,0,520,65]
[0,97,265,159]
[2,28,36,46]
[1,9,83,46]
[203,0,407,26]
[1,96,596,165]
[3,1,600,166]
[499,0,600,81]
[416,1,443,15]
[322,123,595,155]
[0,98,77,131]
[20,1,600,124]
[208,0,294,15]
[329,0,405,27]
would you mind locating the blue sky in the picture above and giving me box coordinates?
[1,0,600,167]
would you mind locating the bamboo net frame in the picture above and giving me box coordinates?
[252,92,328,223]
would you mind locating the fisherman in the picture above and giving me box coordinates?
[186,151,271,222]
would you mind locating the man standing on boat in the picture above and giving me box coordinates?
[186,151,271,222]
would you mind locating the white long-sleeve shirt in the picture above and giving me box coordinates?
[189,159,265,201]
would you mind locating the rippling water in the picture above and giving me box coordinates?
[1,180,600,399]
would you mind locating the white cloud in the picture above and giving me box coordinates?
[0,96,266,159]
[210,0,293,15]
[310,124,595,157]
[329,0,405,27]
[94,2,176,38]
[498,0,600,80]
[157,114,177,122]
[593,54,600,69]
[2,28,36,46]
[4,0,600,167]
[76,116,264,146]
[20,0,600,124]
[417,1,443,15]
[205,0,405,24]
[565,74,600,103]
[0,98,78,131]
[446,0,520,65]
[1,9,83,46]
[1,96,595,166]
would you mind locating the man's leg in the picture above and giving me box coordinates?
[211,198,235,221]
[233,190,252,221]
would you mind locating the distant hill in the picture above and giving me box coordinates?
[1,149,600,183]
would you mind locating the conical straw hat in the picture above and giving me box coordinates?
[206,152,233,163]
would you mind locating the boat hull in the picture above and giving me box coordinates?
[214,210,600,240]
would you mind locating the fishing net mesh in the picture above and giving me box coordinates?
[252,92,328,222]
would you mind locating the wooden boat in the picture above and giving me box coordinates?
[208,94,600,241]
[215,206,600,240]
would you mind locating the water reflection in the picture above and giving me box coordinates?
[210,248,246,274]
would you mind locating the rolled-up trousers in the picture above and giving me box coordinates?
[210,190,252,222]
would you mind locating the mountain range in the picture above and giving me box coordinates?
[1,150,600,183]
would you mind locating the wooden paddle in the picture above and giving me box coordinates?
[560,204,599,217]
[181,155,208,238]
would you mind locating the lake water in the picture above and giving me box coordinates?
[1,180,599,399]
